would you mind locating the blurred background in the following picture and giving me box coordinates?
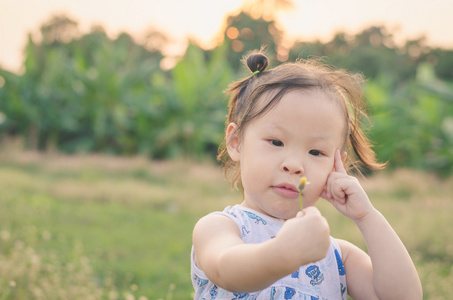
[0,0,452,299]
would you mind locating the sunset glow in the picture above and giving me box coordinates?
[1,0,452,72]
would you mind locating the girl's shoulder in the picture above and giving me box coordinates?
[194,205,284,244]
[335,238,367,262]
[192,210,244,267]
[223,205,285,225]
[193,209,240,237]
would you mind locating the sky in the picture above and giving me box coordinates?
[1,0,453,73]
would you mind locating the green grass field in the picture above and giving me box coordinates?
[0,151,452,299]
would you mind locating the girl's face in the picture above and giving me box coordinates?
[227,89,346,219]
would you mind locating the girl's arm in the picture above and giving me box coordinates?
[322,150,422,300]
[192,207,330,293]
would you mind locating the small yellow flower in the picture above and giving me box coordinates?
[298,177,309,192]
[298,177,309,211]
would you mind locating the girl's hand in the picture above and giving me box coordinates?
[275,207,330,269]
[320,150,376,223]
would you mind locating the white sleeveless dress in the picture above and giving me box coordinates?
[191,205,347,299]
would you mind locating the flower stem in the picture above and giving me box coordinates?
[299,191,303,211]
[298,177,308,211]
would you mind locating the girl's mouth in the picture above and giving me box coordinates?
[272,184,299,198]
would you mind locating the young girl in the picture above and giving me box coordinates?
[191,52,422,299]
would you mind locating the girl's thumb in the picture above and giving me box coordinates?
[302,206,321,216]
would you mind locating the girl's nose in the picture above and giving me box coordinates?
[283,166,303,175]
[282,159,304,175]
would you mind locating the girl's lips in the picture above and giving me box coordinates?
[272,184,299,198]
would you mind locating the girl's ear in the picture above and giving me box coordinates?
[226,123,241,162]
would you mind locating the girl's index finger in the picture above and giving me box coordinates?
[334,149,347,174]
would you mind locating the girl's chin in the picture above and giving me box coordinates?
[241,200,300,219]
[268,208,299,220]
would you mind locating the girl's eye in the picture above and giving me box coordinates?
[309,150,322,156]
[270,140,284,147]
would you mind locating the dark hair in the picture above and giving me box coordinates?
[218,50,385,189]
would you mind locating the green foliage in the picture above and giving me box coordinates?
[0,20,164,154]
[0,14,453,176]
[432,48,453,80]
[154,43,233,159]
[0,16,232,160]
[366,64,453,176]
[289,26,420,82]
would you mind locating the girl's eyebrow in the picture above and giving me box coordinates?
[308,134,333,140]
[260,121,288,133]
[262,119,339,142]
[306,135,338,146]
